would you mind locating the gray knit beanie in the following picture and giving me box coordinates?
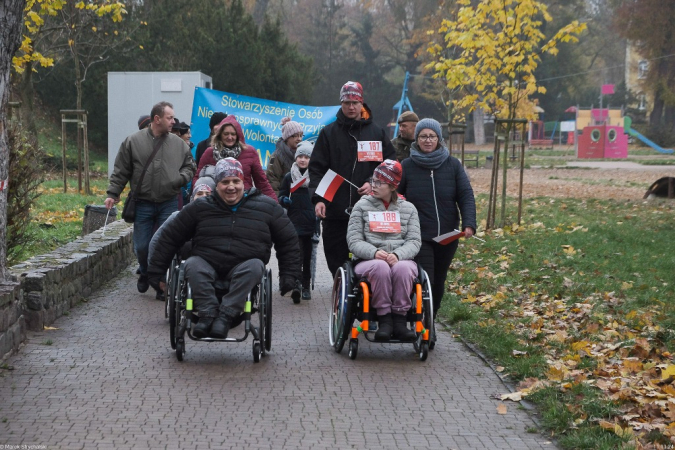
[295,141,314,159]
[415,118,444,142]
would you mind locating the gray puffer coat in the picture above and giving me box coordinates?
[346,194,421,261]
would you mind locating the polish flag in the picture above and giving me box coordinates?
[315,169,345,202]
[433,230,465,245]
[290,176,308,193]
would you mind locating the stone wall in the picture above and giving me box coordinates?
[0,220,133,360]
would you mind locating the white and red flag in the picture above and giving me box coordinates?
[290,176,308,193]
[315,169,345,202]
[433,230,465,245]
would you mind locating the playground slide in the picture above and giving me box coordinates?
[628,128,674,154]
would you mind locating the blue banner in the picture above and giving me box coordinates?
[190,87,340,169]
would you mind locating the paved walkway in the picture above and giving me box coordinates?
[0,248,555,449]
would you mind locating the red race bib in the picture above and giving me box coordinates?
[357,141,383,162]
[368,211,401,233]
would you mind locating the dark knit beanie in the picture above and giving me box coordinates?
[138,115,151,130]
[209,112,228,131]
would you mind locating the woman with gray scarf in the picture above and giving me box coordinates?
[266,117,304,196]
[398,118,477,348]
[193,116,277,201]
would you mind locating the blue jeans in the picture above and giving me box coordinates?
[134,198,179,275]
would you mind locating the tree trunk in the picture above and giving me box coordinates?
[650,88,665,130]
[19,60,38,140]
[252,0,270,27]
[473,107,485,145]
[0,0,28,282]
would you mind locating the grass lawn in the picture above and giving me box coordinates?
[440,195,675,449]
[9,177,122,265]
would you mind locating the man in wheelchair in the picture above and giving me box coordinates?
[148,158,302,339]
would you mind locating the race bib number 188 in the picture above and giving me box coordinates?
[368,211,401,233]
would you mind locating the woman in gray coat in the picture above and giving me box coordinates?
[346,160,421,342]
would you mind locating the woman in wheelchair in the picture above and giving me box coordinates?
[346,160,421,342]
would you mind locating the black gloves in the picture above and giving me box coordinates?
[280,275,299,296]
[279,196,292,207]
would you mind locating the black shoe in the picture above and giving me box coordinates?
[210,315,231,339]
[291,285,301,304]
[301,288,311,300]
[374,314,393,342]
[192,317,213,339]
[155,289,164,301]
[137,275,149,293]
[393,314,416,341]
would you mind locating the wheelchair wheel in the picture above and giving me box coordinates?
[176,339,184,361]
[165,255,180,320]
[419,341,429,361]
[264,268,273,352]
[414,271,435,353]
[329,266,352,353]
[169,284,177,350]
[348,340,358,360]
[422,274,435,351]
[253,341,262,363]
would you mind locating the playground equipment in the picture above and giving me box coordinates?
[575,108,629,159]
[391,71,414,138]
[625,116,674,154]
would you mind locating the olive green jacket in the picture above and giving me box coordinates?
[392,136,414,162]
[107,127,196,203]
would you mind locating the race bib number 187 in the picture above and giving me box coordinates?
[357,141,383,162]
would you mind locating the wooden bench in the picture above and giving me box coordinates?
[460,150,480,167]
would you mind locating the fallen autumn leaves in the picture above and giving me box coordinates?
[447,196,675,449]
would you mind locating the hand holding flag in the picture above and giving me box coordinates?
[315,169,359,202]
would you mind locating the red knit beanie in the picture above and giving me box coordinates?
[340,81,364,103]
[373,159,402,188]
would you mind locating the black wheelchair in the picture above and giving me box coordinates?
[329,260,435,361]
[167,258,273,363]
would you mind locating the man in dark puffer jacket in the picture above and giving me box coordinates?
[148,158,301,339]
[309,81,396,277]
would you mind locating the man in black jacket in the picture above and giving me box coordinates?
[309,81,396,276]
[148,158,301,339]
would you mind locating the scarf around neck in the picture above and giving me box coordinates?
[213,143,242,161]
[410,143,450,170]
[276,140,295,172]
[290,163,309,188]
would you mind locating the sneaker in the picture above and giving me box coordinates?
[374,314,393,342]
[291,282,301,304]
[210,315,232,339]
[155,289,164,301]
[192,317,213,339]
[392,314,416,342]
[301,288,311,300]
[137,275,149,293]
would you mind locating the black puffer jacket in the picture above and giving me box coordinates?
[308,105,395,221]
[147,188,301,281]
[279,172,315,237]
[398,154,477,241]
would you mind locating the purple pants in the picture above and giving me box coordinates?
[354,259,418,316]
